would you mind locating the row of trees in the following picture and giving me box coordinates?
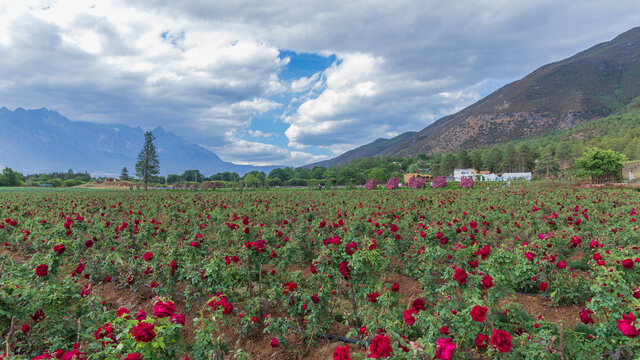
[428,144,538,176]
[0,168,92,187]
[25,169,92,187]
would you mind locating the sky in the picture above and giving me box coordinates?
[1,1,639,166]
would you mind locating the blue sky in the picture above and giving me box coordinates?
[1,1,640,166]
[241,51,337,158]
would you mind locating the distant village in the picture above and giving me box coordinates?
[403,168,532,184]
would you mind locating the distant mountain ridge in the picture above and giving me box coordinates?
[304,131,416,168]
[308,27,640,164]
[0,107,275,176]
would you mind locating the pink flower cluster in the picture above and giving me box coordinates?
[385,177,400,190]
[407,176,425,189]
[460,176,474,188]
[365,178,378,190]
[433,176,448,188]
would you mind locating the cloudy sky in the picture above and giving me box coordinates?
[1,1,639,166]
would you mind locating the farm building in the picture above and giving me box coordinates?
[403,173,433,184]
[500,172,532,181]
[452,169,531,182]
[479,173,500,181]
[453,169,479,181]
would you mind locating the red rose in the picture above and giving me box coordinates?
[580,309,594,324]
[339,261,351,280]
[539,282,548,292]
[403,308,417,325]
[525,252,535,261]
[223,302,234,314]
[391,283,399,292]
[411,298,426,312]
[345,242,358,255]
[622,259,634,269]
[131,322,156,342]
[135,309,147,321]
[475,333,489,348]
[490,329,512,353]
[117,307,130,318]
[470,305,488,322]
[360,326,368,336]
[170,314,185,325]
[53,244,66,255]
[453,267,467,285]
[368,334,392,358]
[75,262,85,274]
[30,309,46,323]
[143,252,154,261]
[482,274,494,289]
[617,312,639,338]
[367,291,380,303]
[434,337,455,360]
[124,353,142,360]
[556,260,566,269]
[35,264,48,277]
[153,300,176,318]
[270,337,279,348]
[333,344,351,360]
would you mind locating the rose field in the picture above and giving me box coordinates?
[2,184,640,359]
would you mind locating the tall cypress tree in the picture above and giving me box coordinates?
[120,167,129,181]
[135,131,160,190]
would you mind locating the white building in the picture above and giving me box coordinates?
[500,172,532,181]
[453,169,532,182]
[480,173,500,182]
[453,168,478,181]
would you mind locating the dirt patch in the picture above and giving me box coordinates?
[500,293,583,328]
[385,273,424,307]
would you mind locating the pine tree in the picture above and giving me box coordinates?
[120,167,129,181]
[135,131,160,190]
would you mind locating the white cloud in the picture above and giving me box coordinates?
[248,130,276,138]
[207,134,327,166]
[282,53,481,151]
[290,73,320,93]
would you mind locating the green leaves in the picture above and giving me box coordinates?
[575,147,626,182]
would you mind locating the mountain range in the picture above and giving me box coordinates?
[312,26,640,164]
[0,107,275,176]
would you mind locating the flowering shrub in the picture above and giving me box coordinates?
[364,178,378,190]
[432,175,447,188]
[385,177,400,190]
[407,176,425,189]
[460,176,474,188]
